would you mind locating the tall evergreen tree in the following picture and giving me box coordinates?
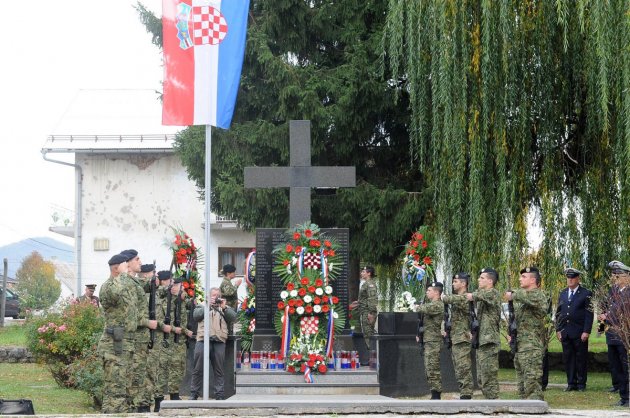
[383,0,630,289]
[136,1,430,294]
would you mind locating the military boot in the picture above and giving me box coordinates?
[170,392,181,400]
[430,390,441,400]
[154,396,164,412]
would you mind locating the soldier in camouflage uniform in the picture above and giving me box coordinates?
[120,250,158,413]
[350,266,378,351]
[466,267,501,399]
[442,273,474,399]
[504,266,549,401]
[219,264,242,311]
[415,281,444,400]
[97,254,137,414]
[152,271,174,412]
[167,275,194,400]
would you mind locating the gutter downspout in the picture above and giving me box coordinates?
[41,150,82,296]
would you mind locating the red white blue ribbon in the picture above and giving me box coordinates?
[244,249,255,287]
[304,366,314,383]
[280,306,291,360]
[298,248,305,276]
[325,306,335,358]
[320,248,329,285]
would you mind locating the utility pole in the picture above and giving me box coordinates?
[0,258,7,327]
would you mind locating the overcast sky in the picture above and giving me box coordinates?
[0,0,164,253]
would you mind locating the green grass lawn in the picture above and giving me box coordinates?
[0,323,27,346]
[0,363,95,414]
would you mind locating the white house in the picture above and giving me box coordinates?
[42,89,255,296]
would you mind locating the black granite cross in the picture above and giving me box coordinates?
[244,120,356,227]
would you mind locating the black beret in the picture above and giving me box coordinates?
[140,264,155,273]
[172,275,183,284]
[85,284,97,289]
[157,270,172,281]
[361,266,376,276]
[222,264,236,274]
[453,272,470,282]
[108,254,127,266]
[429,281,444,290]
[520,266,540,275]
[120,249,139,261]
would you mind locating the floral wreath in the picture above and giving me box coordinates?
[237,285,256,352]
[272,223,346,380]
[167,227,204,302]
[400,226,434,302]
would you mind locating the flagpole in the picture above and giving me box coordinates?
[203,124,212,400]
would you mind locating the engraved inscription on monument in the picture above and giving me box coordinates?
[255,228,350,334]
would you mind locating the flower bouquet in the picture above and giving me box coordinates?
[237,286,256,352]
[400,226,435,301]
[393,291,417,312]
[167,227,204,302]
[272,223,346,379]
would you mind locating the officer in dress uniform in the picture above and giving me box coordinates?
[555,267,593,392]
[77,284,100,307]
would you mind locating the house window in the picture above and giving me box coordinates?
[218,247,251,276]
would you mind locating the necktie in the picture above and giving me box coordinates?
[568,290,574,302]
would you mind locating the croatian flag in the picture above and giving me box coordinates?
[162,0,250,128]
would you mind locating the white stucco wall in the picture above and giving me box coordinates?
[77,152,254,295]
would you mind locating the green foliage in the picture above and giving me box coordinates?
[383,1,630,289]
[25,300,104,388]
[237,286,256,353]
[66,344,103,409]
[136,0,429,266]
[16,251,61,311]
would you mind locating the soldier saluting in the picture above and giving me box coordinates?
[504,266,548,401]
[414,281,444,400]
[350,265,378,360]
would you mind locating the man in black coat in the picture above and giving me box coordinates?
[555,267,593,392]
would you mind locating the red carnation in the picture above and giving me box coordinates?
[318,364,327,373]
[298,288,307,297]
[412,240,418,248]
[300,363,306,372]
[323,250,329,256]
[289,307,296,314]
[421,240,428,249]
[304,229,313,237]
[322,296,329,303]
[287,283,295,291]
[293,232,301,240]
[423,256,432,265]
[295,246,302,253]
[288,299,296,307]
[278,301,285,310]
[322,305,330,313]
[308,286,316,293]
[187,289,194,297]
[308,360,315,368]
[183,282,190,289]
[329,250,336,256]
[305,305,313,314]
[313,297,321,305]
[283,259,290,266]
[296,299,304,307]
[332,296,339,304]
[324,240,332,248]
[414,254,420,261]
[309,353,317,361]
[316,354,324,362]
[301,277,309,285]
[315,279,323,287]
[309,239,321,247]
[286,244,293,252]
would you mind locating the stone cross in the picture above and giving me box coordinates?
[244,120,356,226]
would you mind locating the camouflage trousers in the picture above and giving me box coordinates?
[147,340,161,400]
[360,313,375,348]
[168,341,187,394]
[476,342,499,399]
[515,348,544,400]
[423,341,442,392]
[154,337,171,398]
[100,346,133,413]
[451,341,473,397]
[129,339,152,409]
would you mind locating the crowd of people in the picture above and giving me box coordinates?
[351,262,630,405]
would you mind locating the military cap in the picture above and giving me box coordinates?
[222,264,236,274]
[564,267,583,278]
[157,270,172,281]
[85,284,97,290]
[108,254,127,266]
[520,266,540,275]
[429,281,444,290]
[120,249,139,261]
[607,260,630,273]
[361,265,376,276]
[453,272,471,282]
[172,275,183,284]
[140,264,155,273]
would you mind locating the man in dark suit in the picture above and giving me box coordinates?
[555,267,593,392]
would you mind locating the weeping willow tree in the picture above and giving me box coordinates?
[383,0,629,289]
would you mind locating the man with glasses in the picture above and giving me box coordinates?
[598,261,630,407]
[555,268,593,392]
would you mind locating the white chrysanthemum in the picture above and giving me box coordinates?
[304,295,312,303]
[280,291,288,300]
[292,256,298,265]
[324,286,333,294]
[329,263,334,272]
[402,291,412,300]
[290,290,298,297]
[315,288,324,296]
[296,306,305,315]
[313,305,322,313]
[333,311,339,319]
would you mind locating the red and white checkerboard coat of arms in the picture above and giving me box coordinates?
[191,5,228,46]
[303,252,321,269]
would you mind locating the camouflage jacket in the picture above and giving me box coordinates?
[168,291,191,344]
[416,299,444,343]
[220,278,239,310]
[358,279,378,317]
[100,274,138,333]
[512,288,548,352]
[472,288,501,346]
[127,274,151,343]
[442,294,470,345]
